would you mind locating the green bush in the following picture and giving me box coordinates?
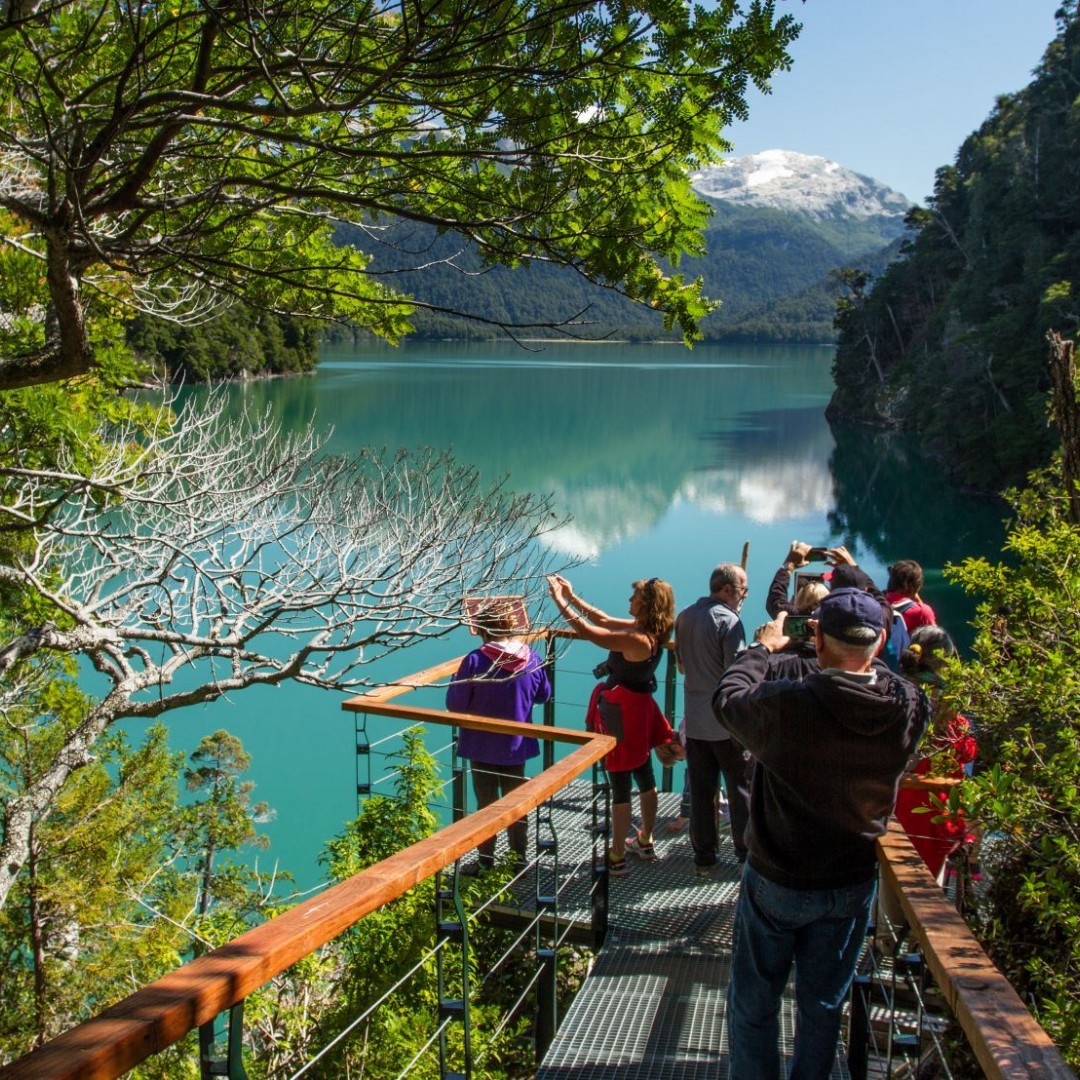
[946,464,1080,1066]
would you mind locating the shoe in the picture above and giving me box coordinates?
[664,815,688,833]
[627,831,657,861]
[693,860,719,878]
[606,850,629,877]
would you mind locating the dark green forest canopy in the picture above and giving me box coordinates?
[828,2,1080,491]
[0,0,799,391]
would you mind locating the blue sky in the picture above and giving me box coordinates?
[728,0,1061,204]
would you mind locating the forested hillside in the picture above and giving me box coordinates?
[333,195,904,346]
[127,308,321,381]
[828,4,1080,490]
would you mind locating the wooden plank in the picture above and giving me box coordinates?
[1,734,614,1080]
[877,824,1075,1079]
[343,656,465,703]
[344,697,594,744]
[897,774,964,790]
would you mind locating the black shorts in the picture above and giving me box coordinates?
[607,758,657,805]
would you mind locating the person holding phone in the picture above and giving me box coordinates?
[714,589,929,1079]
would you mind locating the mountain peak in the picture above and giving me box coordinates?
[690,149,912,221]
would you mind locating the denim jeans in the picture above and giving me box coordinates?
[727,863,875,1080]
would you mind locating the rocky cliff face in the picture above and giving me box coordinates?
[691,149,911,223]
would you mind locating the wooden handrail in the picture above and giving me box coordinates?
[877,824,1075,1079]
[1,710,614,1080]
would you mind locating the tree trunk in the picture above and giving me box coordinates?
[1048,331,1080,526]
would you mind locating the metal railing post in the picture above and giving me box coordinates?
[543,633,557,770]
[535,795,559,1061]
[591,763,610,948]
[846,974,871,1080]
[662,649,677,792]
[452,735,466,824]
[355,710,371,812]
[198,1002,248,1079]
[436,867,471,1079]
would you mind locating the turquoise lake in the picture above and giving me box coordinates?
[161,340,1007,889]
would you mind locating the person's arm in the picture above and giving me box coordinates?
[547,575,650,655]
[566,580,635,631]
[719,610,747,671]
[828,546,887,604]
[531,655,554,706]
[765,564,792,619]
[445,654,477,713]
[713,614,789,746]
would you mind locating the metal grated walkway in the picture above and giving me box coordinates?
[534,788,850,1079]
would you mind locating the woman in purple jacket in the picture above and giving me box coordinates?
[446,601,552,872]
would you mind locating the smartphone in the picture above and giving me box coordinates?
[806,547,829,561]
[785,615,812,639]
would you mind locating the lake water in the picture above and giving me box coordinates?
[167,340,1006,889]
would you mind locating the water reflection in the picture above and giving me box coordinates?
[166,343,1005,885]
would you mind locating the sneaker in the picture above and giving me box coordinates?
[627,831,657,861]
[693,860,719,878]
[606,850,629,877]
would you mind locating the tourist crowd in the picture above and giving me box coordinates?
[447,541,977,1080]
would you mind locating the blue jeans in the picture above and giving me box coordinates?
[727,863,875,1080]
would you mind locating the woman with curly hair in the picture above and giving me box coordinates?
[894,625,978,882]
[547,574,680,876]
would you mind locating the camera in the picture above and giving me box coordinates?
[785,615,813,640]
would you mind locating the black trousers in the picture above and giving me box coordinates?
[685,736,752,866]
[470,761,528,865]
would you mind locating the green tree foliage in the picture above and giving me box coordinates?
[182,730,272,918]
[237,732,537,1079]
[127,309,321,381]
[945,465,1080,1067]
[0,0,799,389]
[0,713,280,1066]
[334,200,903,345]
[829,3,1080,490]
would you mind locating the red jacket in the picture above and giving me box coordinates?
[586,682,675,772]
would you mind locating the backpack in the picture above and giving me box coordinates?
[886,599,913,669]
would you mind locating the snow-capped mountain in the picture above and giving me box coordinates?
[690,149,912,222]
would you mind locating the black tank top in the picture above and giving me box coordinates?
[605,645,661,694]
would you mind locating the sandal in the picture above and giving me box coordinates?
[627,831,657,861]
[606,849,629,877]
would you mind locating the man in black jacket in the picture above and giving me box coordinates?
[713,588,928,1080]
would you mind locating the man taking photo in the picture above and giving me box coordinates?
[713,588,928,1080]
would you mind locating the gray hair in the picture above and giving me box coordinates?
[709,562,743,594]
[822,631,881,661]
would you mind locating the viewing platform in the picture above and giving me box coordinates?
[1,638,1074,1080]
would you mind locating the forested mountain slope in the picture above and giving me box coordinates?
[828,4,1080,491]
[332,151,909,346]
